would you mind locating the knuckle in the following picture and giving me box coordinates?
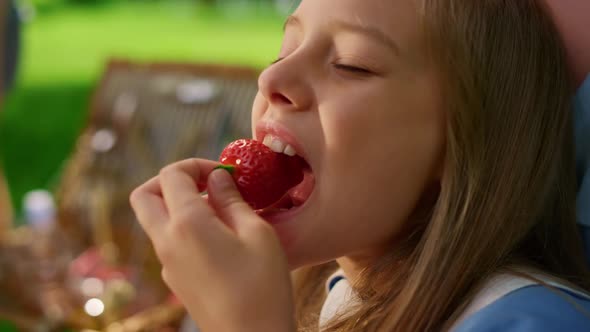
[182,158,201,175]
[161,268,171,285]
[160,158,200,177]
[186,157,200,166]
[129,188,142,207]
[159,164,176,177]
[169,203,203,236]
[154,241,174,264]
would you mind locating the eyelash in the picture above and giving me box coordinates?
[271,58,373,75]
[271,58,284,65]
[332,64,372,75]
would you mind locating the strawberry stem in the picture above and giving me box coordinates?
[214,164,236,174]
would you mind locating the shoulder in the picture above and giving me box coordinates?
[453,285,590,332]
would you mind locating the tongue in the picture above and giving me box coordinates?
[288,169,315,207]
[256,168,315,218]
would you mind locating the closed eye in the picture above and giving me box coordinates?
[271,58,375,76]
[271,57,285,65]
[333,64,373,75]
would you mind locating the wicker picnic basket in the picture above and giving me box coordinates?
[18,59,259,330]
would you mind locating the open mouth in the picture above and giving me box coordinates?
[255,122,315,222]
[257,162,315,222]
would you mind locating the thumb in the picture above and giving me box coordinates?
[207,169,260,230]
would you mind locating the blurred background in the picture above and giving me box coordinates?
[0,1,296,330]
[1,0,289,216]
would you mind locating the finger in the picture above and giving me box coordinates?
[137,175,163,197]
[159,164,213,222]
[145,159,220,197]
[207,169,265,233]
[170,158,221,190]
[130,186,169,239]
[159,161,241,253]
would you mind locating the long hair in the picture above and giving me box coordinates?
[294,1,590,331]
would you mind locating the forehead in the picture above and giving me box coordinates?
[294,0,422,50]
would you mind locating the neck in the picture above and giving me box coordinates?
[337,247,389,284]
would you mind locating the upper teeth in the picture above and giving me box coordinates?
[262,135,297,157]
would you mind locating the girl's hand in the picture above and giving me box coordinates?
[130,158,296,332]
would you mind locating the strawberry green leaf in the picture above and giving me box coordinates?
[215,164,236,174]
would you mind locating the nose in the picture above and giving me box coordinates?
[257,56,313,112]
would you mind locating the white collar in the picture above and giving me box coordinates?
[319,269,356,328]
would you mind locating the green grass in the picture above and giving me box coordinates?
[0,320,18,331]
[0,1,284,216]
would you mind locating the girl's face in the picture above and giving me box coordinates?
[251,0,445,269]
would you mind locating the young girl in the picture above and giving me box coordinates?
[130,0,590,330]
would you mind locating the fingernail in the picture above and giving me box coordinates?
[209,169,234,191]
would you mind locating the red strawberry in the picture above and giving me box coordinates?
[216,139,306,210]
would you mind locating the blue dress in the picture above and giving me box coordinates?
[454,285,590,331]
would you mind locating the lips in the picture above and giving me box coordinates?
[256,121,310,166]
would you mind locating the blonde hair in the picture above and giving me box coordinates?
[294,1,590,331]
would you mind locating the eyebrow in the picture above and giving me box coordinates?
[283,15,400,55]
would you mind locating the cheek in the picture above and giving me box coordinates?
[321,98,397,161]
[323,80,445,181]
[318,95,444,235]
